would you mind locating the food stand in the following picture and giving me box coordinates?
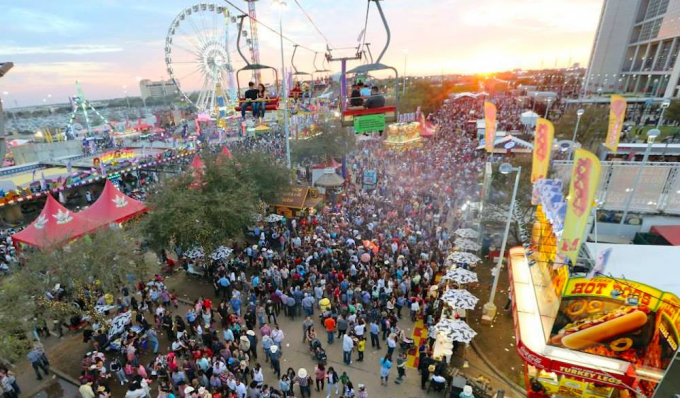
[508,178,679,398]
[272,186,322,218]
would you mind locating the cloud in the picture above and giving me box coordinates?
[0,44,124,56]
[3,8,86,34]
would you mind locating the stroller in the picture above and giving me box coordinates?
[396,327,414,353]
[309,338,327,364]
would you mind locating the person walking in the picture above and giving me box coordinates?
[27,346,49,380]
[369,320,381,349]
[357,384,368,398]
[395,352,407,384]
[270,345,282,378]
[326,367,340,398]
[357,337,365,362]
[109,357,128,385]
[323,315,336,344]
[314,363,326,392]
[295,368,312,398]
[302,317,314,343]
[379,354,392,386]
[342,333,354,365]
[146,327,160,354]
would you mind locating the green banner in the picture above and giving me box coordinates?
[353,114,386,133]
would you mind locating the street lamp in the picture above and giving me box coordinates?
[618,128,660,233]
[123,85,131,110]
[274,0,291,169]
[570,108,585,159]
[544,98,552,118]
[402,49,409,96]
[484,163,522,321]
[658,98,671,127]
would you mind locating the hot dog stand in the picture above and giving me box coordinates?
[508,179,680,398]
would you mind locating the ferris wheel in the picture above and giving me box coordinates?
[165,3,240,115]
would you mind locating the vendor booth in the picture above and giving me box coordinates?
[271,185,322,218]
[79,180,147,226]
[508,178,680,398]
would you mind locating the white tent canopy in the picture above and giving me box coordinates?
[585,242,680,297]
[520,111,539,127]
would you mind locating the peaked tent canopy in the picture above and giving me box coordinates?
[190,155,205,170]
[311,158,341,170]
[12,194,97,249]
[80,180,148,227]
[189,154,205,190]
[220,146,233,159]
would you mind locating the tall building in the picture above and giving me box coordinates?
[586,0,680,98]
[138,79,179,101]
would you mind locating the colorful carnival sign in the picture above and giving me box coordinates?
[559,149,601,264]
[549,276,680,395]
[605,95,627,153]
[531,118,554,183]
[484,101,497,153]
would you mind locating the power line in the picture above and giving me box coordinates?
[292,0,334,49]
[222,0,320,53]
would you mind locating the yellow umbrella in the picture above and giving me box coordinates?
[254,124,270,132]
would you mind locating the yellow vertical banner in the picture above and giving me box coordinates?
[531,118,554,183]
[484,101,497,153]
[605,95,627,152]
[559,149,601,264]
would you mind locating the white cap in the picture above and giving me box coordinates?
[184,386,195,395]
[463,386,473,395]
[270,345,278,353]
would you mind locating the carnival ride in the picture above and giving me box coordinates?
[234,15,281,114]
[65,81,115,138]
[164,3,239,117]
[335,0,400,128]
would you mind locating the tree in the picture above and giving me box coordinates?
[0,227,147,364]
[664,99,680,124]
[291,122,356,164]
[234,151,292,204]
[142,152,291,253]
[553,107,608,151]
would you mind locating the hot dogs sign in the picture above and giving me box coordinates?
[549,276,679,377]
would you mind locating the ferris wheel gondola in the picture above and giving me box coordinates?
[165,3,239,116]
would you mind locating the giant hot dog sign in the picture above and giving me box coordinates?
[549,276,680,382]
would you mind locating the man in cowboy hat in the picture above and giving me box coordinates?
[269,345,282,378]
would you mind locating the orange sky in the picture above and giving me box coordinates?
[0,0,603,106]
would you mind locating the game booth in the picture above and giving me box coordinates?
[509,178,679,398]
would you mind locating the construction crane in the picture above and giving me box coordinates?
[0,62,14,162]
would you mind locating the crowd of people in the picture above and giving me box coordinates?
[14,92,510,398]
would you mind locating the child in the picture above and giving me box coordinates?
[357,337,365,362]
[339,371,350,394]
[395,352,406,384]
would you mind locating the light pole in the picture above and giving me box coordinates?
[657,98,671,128]
[571,108,585,159]
[123,85,131,110]
[484,163,522,321]
[402,49,408,96]
[544,98,552,119]
[618,128,660,233]
[274,0,291,169]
